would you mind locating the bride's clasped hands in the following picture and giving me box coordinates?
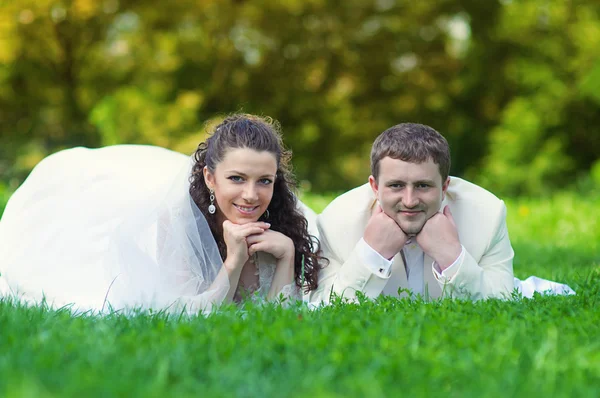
[222,219,296,301]
[246,226,295,263]
[222,220,273,270]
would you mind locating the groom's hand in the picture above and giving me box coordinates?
[416,205,462,270]
[364,205,408,260]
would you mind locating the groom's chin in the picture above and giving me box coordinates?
[398,222,424,236]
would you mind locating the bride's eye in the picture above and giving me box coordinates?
[259,178,273,185]
[228,176,244,182]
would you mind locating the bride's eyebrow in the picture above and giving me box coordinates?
[226,170,248,176]
[226,170,276,178]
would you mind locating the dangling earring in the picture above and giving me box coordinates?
[263,209,270,220]
[208,189,216,214]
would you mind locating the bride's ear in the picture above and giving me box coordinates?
[203,166,215,190]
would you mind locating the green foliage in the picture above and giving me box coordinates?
[591,159,600,187]
[505,194,599,254]
[477,99,574,196]
[1,193,599,396]
[470,1,600,195]
[299,191,340,214]
[0,182,10,218]
[2,286,600,397]
[1,0,599,194]
[504,194,599,281]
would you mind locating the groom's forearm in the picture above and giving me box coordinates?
[435,216,515,300]
[437,249,514,300]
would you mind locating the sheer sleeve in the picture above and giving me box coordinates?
[276,283,302,303]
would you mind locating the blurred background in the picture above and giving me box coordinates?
[1,0,599,202]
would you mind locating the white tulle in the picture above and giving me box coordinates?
[0,145,228,314]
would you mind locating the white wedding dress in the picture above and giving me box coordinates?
[0,145,301,314]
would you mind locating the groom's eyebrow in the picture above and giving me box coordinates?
[386,179,436,185]
[386,179,406,185]
[414,179,436,185]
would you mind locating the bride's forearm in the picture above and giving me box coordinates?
[207,259,244,302]
[267,254,295,300]
[224,259,244,302]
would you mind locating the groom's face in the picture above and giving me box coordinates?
[369,157,450,236]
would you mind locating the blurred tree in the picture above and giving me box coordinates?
[1,0,120,180]
[0,0,599,195]
[473,0,600,195]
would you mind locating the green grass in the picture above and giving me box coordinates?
[1,192,599,397]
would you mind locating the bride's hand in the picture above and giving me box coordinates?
[222,220,270,270]
[246,230,295,263]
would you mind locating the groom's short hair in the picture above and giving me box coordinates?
[370,123,451,181]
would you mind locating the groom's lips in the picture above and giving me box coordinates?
[399,210,424,217]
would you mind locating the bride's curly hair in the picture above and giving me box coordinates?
[189,114,325,292]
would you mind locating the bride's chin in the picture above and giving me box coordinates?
[229,217,261,225]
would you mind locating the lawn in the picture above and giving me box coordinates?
[1,193,599,397]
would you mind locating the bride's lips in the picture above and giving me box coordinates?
[233,204,260,215]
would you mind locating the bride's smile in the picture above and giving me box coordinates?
[233,204,259,215]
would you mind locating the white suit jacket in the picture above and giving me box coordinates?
[308,177,515,304]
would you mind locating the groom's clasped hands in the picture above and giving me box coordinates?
[364,205,462,270]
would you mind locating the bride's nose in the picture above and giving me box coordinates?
[241,184,259,202]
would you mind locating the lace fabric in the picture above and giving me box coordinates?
[232,252,302,304]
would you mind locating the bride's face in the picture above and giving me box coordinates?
[204,147,277,225]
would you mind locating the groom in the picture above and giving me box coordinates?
[308,123,515,304]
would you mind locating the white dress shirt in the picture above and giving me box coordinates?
[356,238,466,296]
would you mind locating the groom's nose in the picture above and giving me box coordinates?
[401,189,419,208]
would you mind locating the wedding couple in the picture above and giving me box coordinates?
[0,114,573,314]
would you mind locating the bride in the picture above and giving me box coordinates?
[0,114,325,314]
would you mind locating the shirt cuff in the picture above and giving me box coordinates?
[432,245,465,283]
[356,238,394,277]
